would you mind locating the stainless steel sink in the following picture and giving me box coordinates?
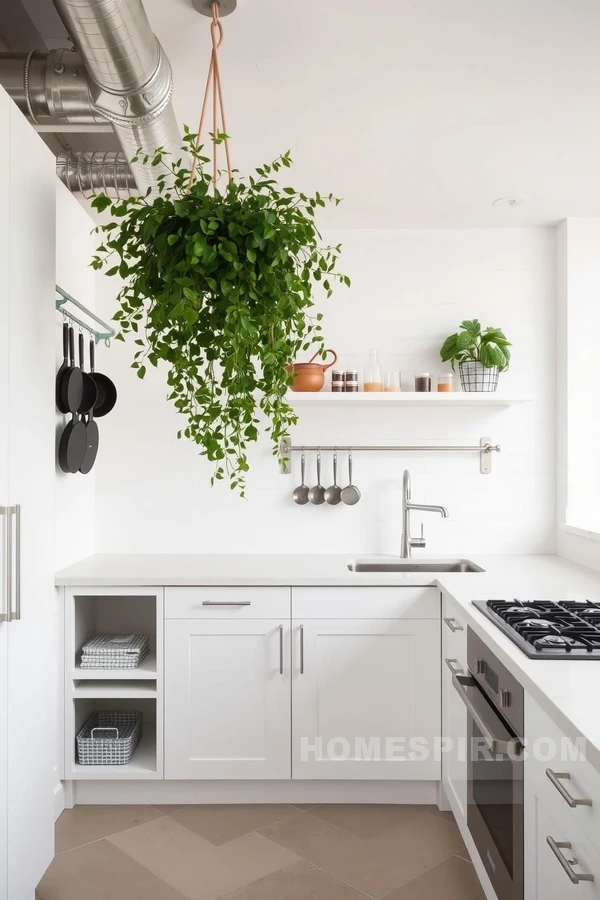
[347,558,485,573]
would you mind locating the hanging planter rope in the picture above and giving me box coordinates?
[188,1,232,190]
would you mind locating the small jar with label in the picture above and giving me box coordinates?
[437,373,455,392]
[415,373,432,392]
[331,370,344,393]
[343,369,359,392]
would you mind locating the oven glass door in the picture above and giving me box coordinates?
[454,673,524,900]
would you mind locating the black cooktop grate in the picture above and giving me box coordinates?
[473,599,600,659]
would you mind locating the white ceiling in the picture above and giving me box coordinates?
[139,0,600,227]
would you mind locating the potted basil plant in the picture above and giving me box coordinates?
[440,319,511,392]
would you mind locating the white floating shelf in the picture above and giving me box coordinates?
[287,391,533,408]
[72,680,157,699]
[70,724,157,780]
[72,650,157,681]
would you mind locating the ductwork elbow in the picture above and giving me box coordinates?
[51,0,184,191]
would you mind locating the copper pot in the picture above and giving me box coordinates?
[288,349,338,392]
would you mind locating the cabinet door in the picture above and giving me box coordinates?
[165,619,291,779]
[2,94,56,900]
[292,619,441,780]
[0,86,9,900]
[525,781,600,900]
[441,600,468,832]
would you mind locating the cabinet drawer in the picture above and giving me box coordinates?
[292,587,440,619]
[526,694,600,851]
[526,765,600,898]
[165,587,290,619]
[442,593,467,669]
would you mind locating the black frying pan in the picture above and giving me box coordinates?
[58,406,87,473]
[56,324,83,414]
[89,340,117,417]
[78,331,98,415]
[80,341,100,475]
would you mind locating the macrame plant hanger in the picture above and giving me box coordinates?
[188,0,233,191]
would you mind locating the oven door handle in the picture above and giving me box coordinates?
[452,673,523,756]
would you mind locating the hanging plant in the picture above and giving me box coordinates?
[90,4,349,495]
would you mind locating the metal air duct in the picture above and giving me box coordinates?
[50,0,183,192]
[57,151,136,197]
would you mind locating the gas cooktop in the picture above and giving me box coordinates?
[473,598,600,659]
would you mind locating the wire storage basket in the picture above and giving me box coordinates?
[458,361,500,392]
[76,711,142,765]
[80,633,150,670]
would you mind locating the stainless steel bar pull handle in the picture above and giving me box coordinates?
[299,625,304,674]
[279,625,284,675]
[546,769,593,808]
[444,617,464,633]
[12,505,20,621]
[445,657,463,676]
[201,601,251,607]
[452,673,522,756]
[0,507,9,623]
[547,837,595,883]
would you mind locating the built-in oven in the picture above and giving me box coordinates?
[452,629,524,900]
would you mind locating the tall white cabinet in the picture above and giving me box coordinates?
[0,86,57,900]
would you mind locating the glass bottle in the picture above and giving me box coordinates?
[364,349,383,392]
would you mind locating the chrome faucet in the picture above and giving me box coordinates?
[401,469,449,558]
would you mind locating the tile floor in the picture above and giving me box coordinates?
[37,804,486,900]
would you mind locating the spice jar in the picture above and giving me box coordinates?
[415,373,432,392]
[331,370,344,393]
[437,373,454,392]
[343,369,359,392]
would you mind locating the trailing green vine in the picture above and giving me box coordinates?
[91,129,350,494]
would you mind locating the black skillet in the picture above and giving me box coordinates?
[56,324,83,414]
[78,331,98,415]
[80,339,100,475]
[58,403,87,474]
[89,340,117,417]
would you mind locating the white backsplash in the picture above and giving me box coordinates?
[94,227,556,556]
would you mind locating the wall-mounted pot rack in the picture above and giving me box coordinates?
[279,436,500,475]
[55,285,115,346]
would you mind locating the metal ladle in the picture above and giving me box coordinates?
[308,449,326,505]
[292,450,310,505]
[340,451,361,505]
[324,449,342,505]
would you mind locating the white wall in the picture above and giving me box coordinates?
[94,227,556,556]
[54,181,96,570]
[556,219,600,572]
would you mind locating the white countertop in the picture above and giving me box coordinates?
[56,552,600,773]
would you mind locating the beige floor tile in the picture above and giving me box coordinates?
[36,839,186,900]
[55,804,162,853]
[383,856,487,900]
[308,805,430,840]
[218,859,371,899]
[108,814,299,900]
[151,805,191,815]
[261,807,465,898]
[425,807,456,823]
[166,804,299,845]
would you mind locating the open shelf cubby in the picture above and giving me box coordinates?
[63,586,164,780]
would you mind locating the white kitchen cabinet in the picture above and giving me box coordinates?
[525,767,600,899]
[441,594,468,838]
[0,87,57,900]
[292,616,441,780]
[165,617,291,779]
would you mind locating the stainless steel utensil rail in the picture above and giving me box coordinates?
[56,285,116,346]
[280,436,500,475]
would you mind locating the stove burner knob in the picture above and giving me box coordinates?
[475,658,487,675]
[500,689,511,708]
